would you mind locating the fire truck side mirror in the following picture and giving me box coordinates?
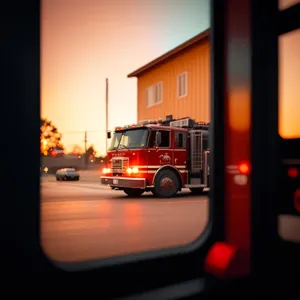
[155,131,161,146]
[107,131,111,139]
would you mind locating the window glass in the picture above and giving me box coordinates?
[148,130,156,148]
[119,128,149,148]
[154,82,163,104]
[278,29,300,139]
[178,72,188,97]
[175,132,186,148]
[146,86,154,107]
[109,132,122,150]
[279,0,299,11]
[147,82,163,107]
[278,29,300,244]
[159,130,170,148]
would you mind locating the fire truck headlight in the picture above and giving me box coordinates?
[102,168,111,174]
[127,167,138,174]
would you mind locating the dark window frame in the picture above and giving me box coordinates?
[7,0,300,298]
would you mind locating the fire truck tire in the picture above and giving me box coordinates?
[123,188,145,197]
[153,169,179,198]
[189,188,204,194]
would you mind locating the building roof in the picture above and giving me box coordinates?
[127,29,209,78]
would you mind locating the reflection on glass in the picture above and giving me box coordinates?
[108,128,149,150]
[278,29,300,139]
[279,0,299,11]
[279,215,300,243]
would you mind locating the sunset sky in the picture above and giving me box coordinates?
[41,0,299,156]
[41,0,210,156]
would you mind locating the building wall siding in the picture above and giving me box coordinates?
[137,39,210,123]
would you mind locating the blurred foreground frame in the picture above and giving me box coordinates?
[3,0,300,299]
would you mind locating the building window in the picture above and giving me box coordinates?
[146,82,163,108]
[177,72,188,98]
[146,86,154,107]
[154,82,163,104]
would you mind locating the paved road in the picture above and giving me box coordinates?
[41,177,208,263]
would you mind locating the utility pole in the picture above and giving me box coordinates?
[84,130,88,169]
[84,130,87,152]
[105,78,109,153]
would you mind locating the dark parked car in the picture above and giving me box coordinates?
[56,168,80,181]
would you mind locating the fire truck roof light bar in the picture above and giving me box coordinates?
[114,117,210,132]
[168,117,210,129]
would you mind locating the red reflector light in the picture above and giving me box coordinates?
[204,242,249,278]
[294,189,300,213]
[238,162,250,174]
[288,168,299,178]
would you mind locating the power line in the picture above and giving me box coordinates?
[61,130,104,135]
[58,130,108,156]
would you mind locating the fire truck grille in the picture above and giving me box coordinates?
[111,157,129,175]
[190,130,203,173]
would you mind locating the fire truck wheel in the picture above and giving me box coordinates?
[153,169,179,198]
[189,188,204,194]
[123,188,145,197]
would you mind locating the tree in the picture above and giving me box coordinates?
[86,145,96,159]
[40,118,64,156]
[70,145,83,155]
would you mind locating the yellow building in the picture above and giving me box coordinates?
[128,29,210,123]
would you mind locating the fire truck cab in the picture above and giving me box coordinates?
[101,117,210,198]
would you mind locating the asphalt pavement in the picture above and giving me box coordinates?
[40,175,209,263]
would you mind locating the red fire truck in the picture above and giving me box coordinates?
[101,117,210,198]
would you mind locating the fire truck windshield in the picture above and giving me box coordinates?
[108,128,149,150]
